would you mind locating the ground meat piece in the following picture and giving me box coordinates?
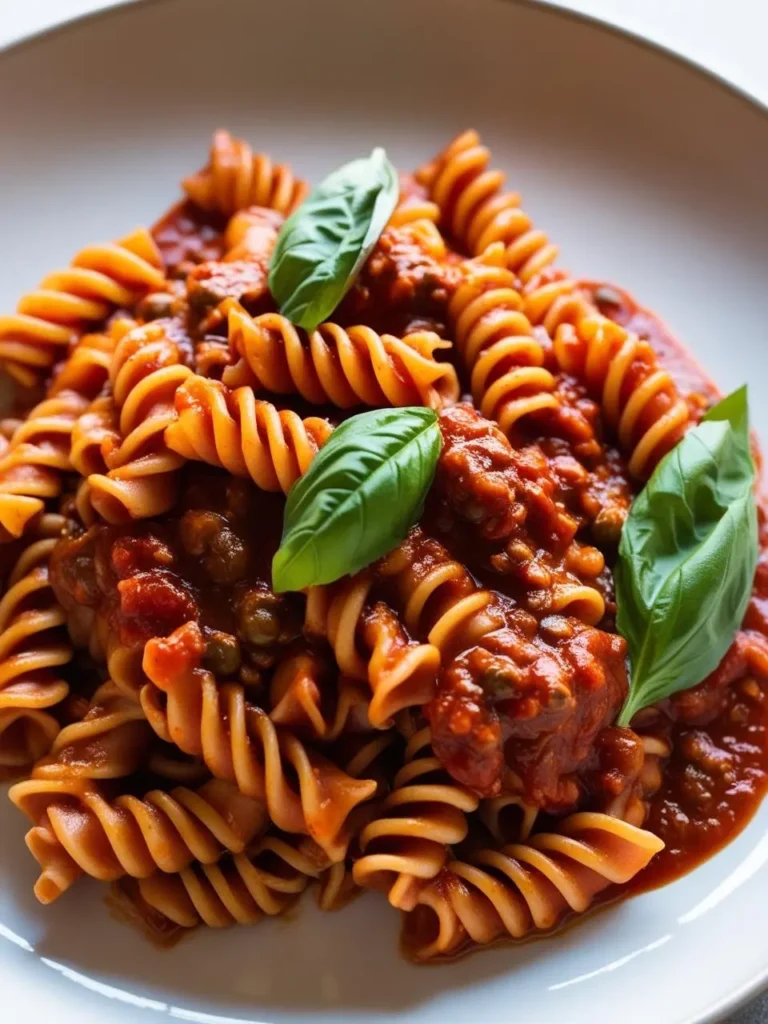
[186,258,270,314]
[428,615,628,806]
[223,206,283,261]
[116,570,199,648]
[335,221,461,336]
[586,726,645,802]
[436,404,580,549]
[50,529,100,610]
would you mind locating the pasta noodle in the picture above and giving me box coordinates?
[165,375,332,494]
[554,315,692,477]
[136,832,326,929]
[222,307,460,409]
[0,526,72,776]
[268,648,371,741]
[87,320,193,521]
[8,775,266,904]
[0,389,87,541]
[377,529,505,656]
[353,724,479,910]
[416,130,555,281]
[0,228,164,389]
[30,680,153,781]
[304,580,440,728]
[183,129,308,218]
[447,249,559,432]
[406,813,664,959]
[141,621,378,861]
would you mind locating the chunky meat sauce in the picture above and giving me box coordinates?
[48,252,768,903]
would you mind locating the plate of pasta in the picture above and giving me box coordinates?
[1,1,768,1023]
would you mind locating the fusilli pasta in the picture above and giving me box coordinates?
[353,725,479,910]
[183,130,308,218]
[9,775,266,904]
[141,621,378,861]
[164,375,332,494]
[87,320,193,521]
[0,228,164,388]
[406,812,665,959]
[222,306,459,410]
[0,527,72,776]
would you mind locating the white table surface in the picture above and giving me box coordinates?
[1,1,767,1021]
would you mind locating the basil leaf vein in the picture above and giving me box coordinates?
[268,147,398,332]
[616,385,758,725]
[272,407,441,592]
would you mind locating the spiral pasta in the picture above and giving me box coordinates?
[140,621,377,861]
[164,375,332,495]
[9,776,267,904]
[87,321,193,521]
[0,228,165,389]
[222,306,459,410]
[406,812,665,959]
[30,680,152,781]
[352,725,479,910]
[0,390,88,541]
[268,648,371,742]
[377,529,504,657]
[554,315,692,477]
[183,130,308,218]
[0,531,72,776]
[48,330,116,398]
[136,832,326,929]
[416,130,556,282]
[448,252,558,432]
[304,579,440,729]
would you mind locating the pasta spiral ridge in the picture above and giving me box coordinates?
[222,306,460,410]
[304,579,440,728]
[30,680,152,782]
[416,130,557,283]
[522,268,595,336]
[0,390,88,541]
[268,648,371,742]
[164,375,332,495]
[407,812,664,959]
[183,130,308,218]
[0,534,72,776]
[553,314,692,478]
[448,254,559,432]
[140,621,377,861]
[377,530,504,657]
[48,330,116,398]
[0,228,164,388]
[137,832,327,929]
[352,725,480,910]
[9,776,266,904]
[87,321,193,522]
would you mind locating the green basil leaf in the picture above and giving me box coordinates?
[268,147,398,332]
[616,386,758,726]
[272,407,441,592]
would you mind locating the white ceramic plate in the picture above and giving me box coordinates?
[2,1,768,1022]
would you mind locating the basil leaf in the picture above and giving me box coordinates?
[272,407,441,592]
[616,386,758,726]
[268,148,398,332]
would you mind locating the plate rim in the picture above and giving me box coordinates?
[0,0,767,1020]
